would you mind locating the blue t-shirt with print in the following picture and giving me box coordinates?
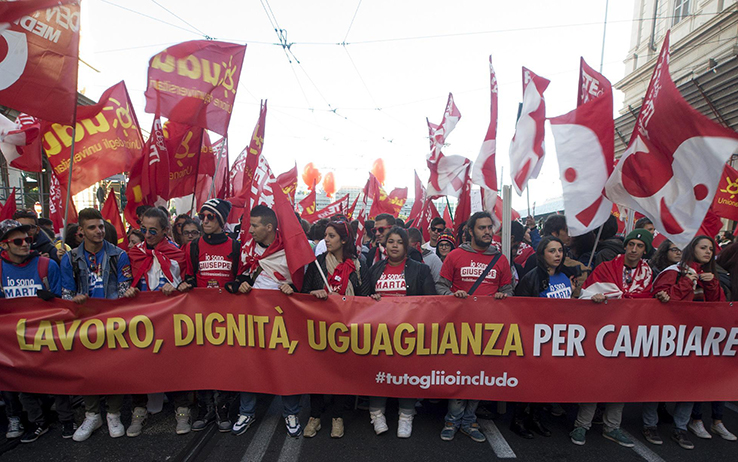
[540,272,572,299]
[1,256,61,298]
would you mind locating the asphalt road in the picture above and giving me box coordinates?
[2,396,738,461]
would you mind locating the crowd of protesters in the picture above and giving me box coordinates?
[1,200,737,452]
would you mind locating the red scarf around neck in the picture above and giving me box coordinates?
[327,258,356,295]
[129,239,186,288]
[239,234,285,275]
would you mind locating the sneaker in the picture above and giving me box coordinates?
[20,423,49,443]
[126,407,148,437]
[550,403,565,417]
[369,410,388,435]
[192,406,215,431]
[672,429,694,449]
[106,412,125,438]
[603,428,634,448]
[688,419,712,439]
[73,412,102,442]
[175,407,191,435]
[330,418,344,438]
[231,414,256,436]
[460,423,486,443]
[397,413,413,439]
[61,421,77,439]
[216,404,231,433]
[5,416,23,439]
[440,422,457,441]
[642,426,663,445]
[711,422,737,441]
[303,417,321,438]
[570,426,586,446]
[285,414,302,437]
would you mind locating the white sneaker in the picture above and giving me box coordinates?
[5,416,23,439]
[73,412,102,442]
[688,420,712,439]
[107,412,125,438]
[369,410,388,435]
[397,412,413,438]
[711,422,737,441]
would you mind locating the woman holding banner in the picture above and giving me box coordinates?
[361,226,435,439]
[301,219,363,439]
[653,235,736,446]
[511,236,572,439]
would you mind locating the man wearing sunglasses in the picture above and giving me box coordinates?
[366,214,396,266]
[0,219,72,443]
[422,217,447,253]
[13,209,60,264]
[177,199,240,433]
[60,208,132,442]
[123,207,194,437]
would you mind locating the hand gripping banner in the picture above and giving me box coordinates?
[2,290,738,403]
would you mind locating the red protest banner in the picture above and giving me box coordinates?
[302,193,349,223]
[42,81,144,195]
[145,40,247,137]
[2,290,738,403]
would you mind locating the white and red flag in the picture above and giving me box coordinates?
[550,58,614,236]
[427,93,461,161]
[0,2,79,124]
[509,67,550,195]
[472,56,499,196]
[229,100,267,203]
[605,32,738,248]
[48,172,75,234]
[0,113,42,171]
[426,93,469,198]
[407,170,426,223]
[196,137,229,207]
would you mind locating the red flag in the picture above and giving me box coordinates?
[472,55,499,194]
[387,188,408,216]
[0,3,79,124]
[417,198,441,242]
[426,93,468,198]
[712,163,738,222]
[0,0,75,25]
[453,168,473,236]
[125,116,171,225]
[302,194,350,224]
[49,172,75,234]
[42,81,144,195]
[196,137,228,207]
[408,170,426,222]
[101,189,128,249]
[347,193,360,219]
[0,113,42,171]
[550,58,614,237]
[229,101,267,203]
[145,41,247,136]
[605,31,738,248]
[442,204,453,232]
[427,93,461,163]
[238,153,314,290]
[509,67,550,195]
[367,179,401,218]
[164,122,214,199]
[276,164,298,206]
[299,188,317,219]
[0,188,17,221]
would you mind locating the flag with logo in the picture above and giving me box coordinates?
[712,163,738,222]
[276,164,298,206]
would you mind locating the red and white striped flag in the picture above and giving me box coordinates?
[509,67,549,195]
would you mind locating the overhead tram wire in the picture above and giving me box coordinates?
[100,0,203,37]
[150,0,213,39]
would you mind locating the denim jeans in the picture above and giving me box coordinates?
[575,403,623,433]
[445,399,479,428]
[1,391,22,419]
[644,402,692,430]
[239,393,302,418]
[369,397,416,415]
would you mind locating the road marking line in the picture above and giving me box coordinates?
[241,396,281,462]
[620,429,666,462]
[276,395,309,462]
[478,419,516,458]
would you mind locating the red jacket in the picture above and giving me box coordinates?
[652,263,725,302]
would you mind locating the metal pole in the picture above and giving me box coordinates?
[190,128,206,214]
[586,225,604,269]
[502,185,512,263]
[599,0,609,73]
[62,105,79,242]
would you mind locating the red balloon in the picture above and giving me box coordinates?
[323,172,336,198]
[371,158,385,185]
[302,163,322,190]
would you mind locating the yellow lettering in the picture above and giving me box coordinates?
[130,315,154,348]
[483,323,504,356]
[106,317,129,349]
[394,323,415,356]
[328,322,349,353]
[438,324,459,355]
[55,320,80,351]
[205,313,225,346]
[502,324,524,356]
[371,323,393,356]
[79,319,105,350]
[174,314,194,346]
[307,320,326,350]
[33,321,57,351]
[350,323,371,355]
[460,323,482,355]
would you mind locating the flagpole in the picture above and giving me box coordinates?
[190,128,206,214]
[208,137,226,201]
[62,105,79,241]
[599,0,609,73]
[586,225,604,269]
[314,260,333,294]
[444,196,452,219]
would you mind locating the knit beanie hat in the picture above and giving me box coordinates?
[200,199,232,228]
[437,232,456,249]
[624,228,653,253]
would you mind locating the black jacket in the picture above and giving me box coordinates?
[361,258,436,296]
[593,238,625,268]
[515,265,551,297]
[302,253,363,294]
[32,229,59,264]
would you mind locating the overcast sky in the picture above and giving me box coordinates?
[79,0,636,211]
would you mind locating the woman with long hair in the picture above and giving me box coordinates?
[361,226,435,439]
[512,236,572,439]
[301,220,363,439]
[653,235,734,446]
[649,239,681,277]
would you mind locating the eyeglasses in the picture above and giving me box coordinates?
[2,237,32,246]
[438,243,452,248]
[668,247,681,253]
[183,230,200,237]
[140,227,159,236]
[372,226,388,235]
[431,227,445,233]
[198,212,216,222]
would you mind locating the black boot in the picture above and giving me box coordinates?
[526,417,552,437]
[510,418,534,439]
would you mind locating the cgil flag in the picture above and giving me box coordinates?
[550,58,614,237]
[509,67,549,195]
[605,32,738,248]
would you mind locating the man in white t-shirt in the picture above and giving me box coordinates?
[422,217,446,252]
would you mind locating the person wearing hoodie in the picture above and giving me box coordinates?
[0,219,73,443]
[13,209,59,264]
[592,215,625,269]
[436,211,513,444]
[123,207,194,437]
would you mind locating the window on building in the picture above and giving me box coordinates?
[673,0,690,25]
